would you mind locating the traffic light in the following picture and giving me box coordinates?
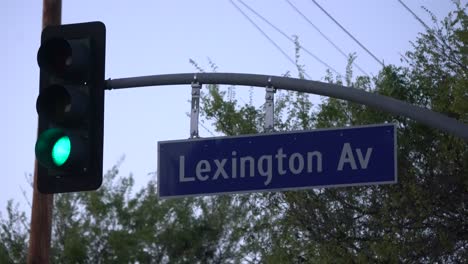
[35,22,106,193]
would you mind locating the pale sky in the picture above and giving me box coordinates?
[2,0,457,216]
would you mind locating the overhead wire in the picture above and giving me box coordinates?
[396,0,465,70]
[397,0,432,31]
[229,0,314,79]
[237,0,343,77]
[281,0,369,77]
[308,0,385,68]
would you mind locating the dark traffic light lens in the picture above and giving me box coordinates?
[37,38,72,76]
[36,84,88,124]
[36,84,71,122]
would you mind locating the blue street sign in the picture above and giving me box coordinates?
[158,124,397,198]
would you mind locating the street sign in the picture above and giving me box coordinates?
[157,123,397,198]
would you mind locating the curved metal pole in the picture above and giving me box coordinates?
[106,72,468,141]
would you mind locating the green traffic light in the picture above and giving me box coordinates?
[36,128,74,169]
[51,136,71,166]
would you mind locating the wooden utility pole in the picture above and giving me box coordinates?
[27,1,61,263]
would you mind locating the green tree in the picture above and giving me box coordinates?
[0,201,28,263]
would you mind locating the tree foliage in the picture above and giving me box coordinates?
[1,4,467,263]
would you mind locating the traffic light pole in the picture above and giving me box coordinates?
[28,1,61,263]
[106,73,468,141]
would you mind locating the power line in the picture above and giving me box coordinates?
[200,121,217,137]
[309,0,385,67]
[396,0,465,71]
[229,0,313,79]
[282,0,369,76]
[237,0,343,76]
[397,0,431,31]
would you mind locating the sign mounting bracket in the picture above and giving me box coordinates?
[190,75,202,138]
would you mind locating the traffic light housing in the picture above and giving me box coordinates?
[35,22,106,193]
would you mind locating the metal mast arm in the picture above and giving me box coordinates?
[106,72,468,141]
